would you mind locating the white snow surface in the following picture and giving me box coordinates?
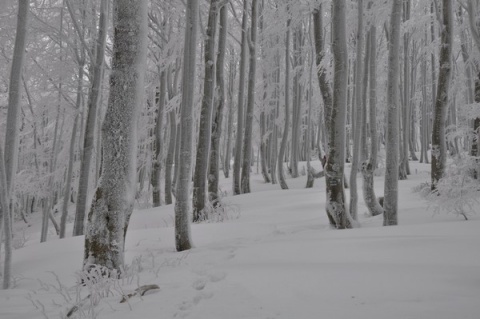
[1,161,479,319]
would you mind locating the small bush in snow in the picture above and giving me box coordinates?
[419,156,480,220]
[195,190,240,223]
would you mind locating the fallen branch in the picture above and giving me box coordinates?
[120,284,160,303]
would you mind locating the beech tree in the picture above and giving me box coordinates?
[383,0,402,226]
[431,0,453,190]
[175,0,198,251]
[84,0,148,271]
[193,0,219,221]
[324,0,351,229]
[1,0,28,289]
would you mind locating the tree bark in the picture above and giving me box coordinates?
[152,71,166,207]
[233,0,249,195]
[362,24,383,217]
[208,2,227,206]
[193,0,219,221]
[73,0,108,236]
[349,0,364,222]
[431,0,453,190]
[241,0,258,194]
[84,0,147,270]
[175,0,198,251]
[277,17,291,190]
[325,0,351,229]
[383,0,402,226]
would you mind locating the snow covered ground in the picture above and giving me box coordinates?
[1,160,479,319]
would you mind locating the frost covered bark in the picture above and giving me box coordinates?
[84,0,147,270]
[383,0,402,226]
[175,0,198,251]
[431,0,453,189]
[208,2,227,206]
[325,0,351,229]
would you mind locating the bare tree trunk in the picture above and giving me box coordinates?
[223,50,236,179]
[193,0,219,221]
[208,2,227,206]
[383,0,402,226]
[175,0,198,251]
[233,0,249,195]
[73,0,108,236]
[60,114,79,238]
[362,24,383,217]
[277,17,291,190]
[165,111,176,205]
[431,0,453,190]
[152,71,166,208]
[349,0,364,222]
[84,0,147,270]
[325,0,351,229]
[0,144,12,289]
[0,0,29,288]
[241,0,258,194]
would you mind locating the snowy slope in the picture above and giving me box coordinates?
[1,161,479,319]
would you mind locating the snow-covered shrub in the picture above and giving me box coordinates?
[419,156,480,220]
[195,189,240,223]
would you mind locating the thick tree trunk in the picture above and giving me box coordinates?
[431,0,453,190]
[241,0,258,194]
[84,0,147,270]
[383,0,402,226]
[175,0,198,251]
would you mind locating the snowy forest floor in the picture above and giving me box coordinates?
[1,159,479,319]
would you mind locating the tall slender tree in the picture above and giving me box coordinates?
[73,0,108,236]
[325,0,351,229]
[175,0,198,251]
[1,0,29,289]
[193,0,219,221]
[241,0,258,194]
[383,0,403,226]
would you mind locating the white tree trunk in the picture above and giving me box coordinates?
[84,0,147,270]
